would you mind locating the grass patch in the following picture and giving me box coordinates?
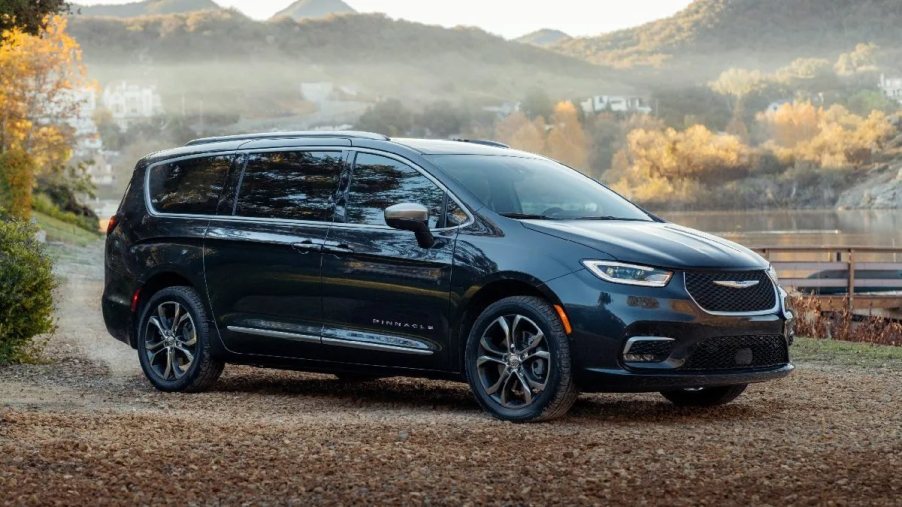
[792,337,902,370]
[33,211,101,247]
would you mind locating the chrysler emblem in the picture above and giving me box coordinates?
[713,280,760,289]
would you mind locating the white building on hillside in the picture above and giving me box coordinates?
[580,95,653,115]
[879,74,902,104]
[101,81,164,130]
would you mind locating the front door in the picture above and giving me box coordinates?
[320,152,458,370]
[204,149,345,358]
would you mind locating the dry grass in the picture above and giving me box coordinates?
[790,296,902,346]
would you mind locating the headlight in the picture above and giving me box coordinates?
[582,261,673,287]
[766,265,779,284]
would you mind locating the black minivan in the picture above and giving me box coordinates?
[103,131,794,422]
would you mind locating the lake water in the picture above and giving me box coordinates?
[660,209,902,249]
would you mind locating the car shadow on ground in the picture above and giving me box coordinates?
[169,369,785,423]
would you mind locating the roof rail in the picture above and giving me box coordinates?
[451,138,510,149]
[185,130,390,147]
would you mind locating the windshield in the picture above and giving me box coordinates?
[428,155,652,221]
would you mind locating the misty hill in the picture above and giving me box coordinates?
[557,0,902,74]
[515,29,571,48]
[68,10,623,122]
[272,0,356,21]
[74,0,220,17]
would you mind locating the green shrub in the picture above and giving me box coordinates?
[31,193,100,234]
[0,215,57,364]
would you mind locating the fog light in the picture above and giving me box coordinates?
[623,336,675,363]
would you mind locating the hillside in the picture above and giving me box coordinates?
[557,0,902,75]
[272,0,356,21]
[515,29,570,48]
[74,0,220,17]
[67,10,623,120]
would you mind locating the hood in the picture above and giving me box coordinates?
[523,220,767,271]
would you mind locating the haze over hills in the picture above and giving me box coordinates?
[556,0,902,75]
[272,0,356,21]
[515,29,571,48]
[67,10,623,123]
[74,0,220,17]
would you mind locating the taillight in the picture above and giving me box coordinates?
[131,288,141,313]
[106,215,119,235]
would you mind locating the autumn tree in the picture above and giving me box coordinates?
[609,125,750,204]
[758,102,893,168]
[546,101,589,170]
[0,15,86,218]
[0,0,69,41]
[494,111,546,154]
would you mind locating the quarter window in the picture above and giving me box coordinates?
[235,151,343,221]
[148,155,231,214]
[345,153,444,228]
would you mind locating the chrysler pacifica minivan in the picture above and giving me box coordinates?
[102,131,794,422]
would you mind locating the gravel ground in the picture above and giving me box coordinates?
[1,242,900,506]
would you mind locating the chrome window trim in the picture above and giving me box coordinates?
[683,271,781,317]
[226,326,320,344]
[143,146,476,231]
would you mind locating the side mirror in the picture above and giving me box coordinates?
[384,203,435,248]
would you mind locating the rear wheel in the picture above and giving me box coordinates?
[660,384,747,406]
[465,296,578,422]
[137,286,224,392]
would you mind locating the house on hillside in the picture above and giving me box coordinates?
[580,95,652,115]
[879,74,902,104]
[101,82,164,130]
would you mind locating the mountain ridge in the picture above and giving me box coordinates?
[74,0,221,18]
[271,0,356,21]
[515,29,571,48]
[555,0,902,72]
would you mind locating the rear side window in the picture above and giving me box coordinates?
[345,153,445,228]
[235,151,343,221]
[148,155,231,214]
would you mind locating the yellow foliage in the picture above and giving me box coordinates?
[758,102,893,168]
[0,16,85,212]
[546,101,589,169]
[608,124,750,204]
[495,111,547,154]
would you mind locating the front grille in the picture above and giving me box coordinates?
[682,335,788,371]
[685,270,776,313]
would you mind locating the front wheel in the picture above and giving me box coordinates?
[465,296,578,422]
[660,384,747,407]
[137,286,224,392]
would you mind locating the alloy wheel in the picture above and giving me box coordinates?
[144,301,197,381]
[475,314,551,408]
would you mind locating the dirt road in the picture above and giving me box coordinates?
[1,242,900,505]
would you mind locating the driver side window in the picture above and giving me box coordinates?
[344,153,445,228]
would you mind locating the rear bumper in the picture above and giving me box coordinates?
[577,363,794,393]
[102,288,134,347]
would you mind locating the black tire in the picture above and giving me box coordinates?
[137,286,224,392]
[660,384,747,407]
[465,296,578,422]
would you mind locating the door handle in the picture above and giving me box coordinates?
[323,242,354,254]
[291,240,321,253]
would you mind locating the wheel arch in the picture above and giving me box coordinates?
[454,273,564,370]
[128,270,201,348]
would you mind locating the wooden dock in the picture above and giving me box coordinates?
[752,246,902,315]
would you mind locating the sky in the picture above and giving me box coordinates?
[75,0,694,39]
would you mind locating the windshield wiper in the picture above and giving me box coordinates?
[499,213,554,220]
[573,216,650,221]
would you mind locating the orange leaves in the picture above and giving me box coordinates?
[494,101,590,171]
[758,102,894,168]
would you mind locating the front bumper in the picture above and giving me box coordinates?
[545,268,795,393]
